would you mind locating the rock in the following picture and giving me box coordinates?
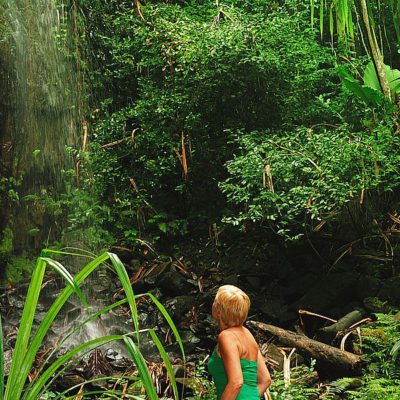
[245,276,261,291]
[282,272,321,300]
[297,272,359,313]
[164,295,196,323]
[378,276,400,305]
[222,274,238,286]
[109,246,134,263]
[3,349,12,375]
[257,296,289,323]
[157,271,193,296]
[356,276,380,300]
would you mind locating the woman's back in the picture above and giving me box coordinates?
[208,327,260,400]
[208,347,259,400]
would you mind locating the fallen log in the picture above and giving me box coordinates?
[318,310,366,343]
[247,320,365,377]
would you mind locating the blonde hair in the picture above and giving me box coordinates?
[214,285,251,327]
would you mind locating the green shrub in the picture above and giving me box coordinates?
[221,119,400,240]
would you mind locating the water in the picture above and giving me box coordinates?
[0,0,82,250]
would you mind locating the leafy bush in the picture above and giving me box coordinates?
[77,0,338,246]
[221,119,400,240]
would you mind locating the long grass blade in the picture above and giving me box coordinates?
[149,329,179,400]
[54,375,141,399]
[108,252,140,343]
[4,257,46,399]
[145,292,186,362]
[40,257,88,307]
[13,252,110,400]
[123,336,158,400]
[64,391,143,400]
[25,335,124,400]
[0,313,4,400]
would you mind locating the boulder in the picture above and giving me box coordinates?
[164,295,196,323]
[157,271,193,296]
[297,271,359,313]
[378,276,400,305]
[356,275,380,301]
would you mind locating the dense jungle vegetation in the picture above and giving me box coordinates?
[1,0,400,399]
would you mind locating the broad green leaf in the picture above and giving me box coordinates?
[363,61,380,91]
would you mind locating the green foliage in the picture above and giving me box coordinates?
[221,119,400,239]
[4,255,35,284]
[0,227,13,261]
[340,61,400,107]
[269,365,323,399]
[77,0,338,246]
[361,314,400,378]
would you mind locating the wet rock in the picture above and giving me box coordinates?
[378,276,400,305]
[356,276,380,300]
[109,246,135,263]
[282,272,321,300]
[157,271,193,296]
[181,330,201,347]
[258,297,289,323]
[297,271,359,313]
[222,274,238,286]
[56,373,85,390]
[3,349,12,375]
[105,349,134,371]
[88,375,110,390]
[245,276,261,291]
[164,295,196,323]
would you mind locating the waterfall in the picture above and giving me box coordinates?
[0,0,82,251]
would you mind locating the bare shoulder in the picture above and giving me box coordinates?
[243,327,258,343]
[218,329,237,343]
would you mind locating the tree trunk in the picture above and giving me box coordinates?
[247,321,365,376]
[318,310,366,342]
[359,0,391,98]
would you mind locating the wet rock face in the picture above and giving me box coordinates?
[164,296,196,323]
[296,271,360,314]
[378,276,400,305]
[157,271,194,296]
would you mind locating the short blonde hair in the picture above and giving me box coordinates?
[214,285,251,327]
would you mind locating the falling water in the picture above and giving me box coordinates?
[0,0,82,251]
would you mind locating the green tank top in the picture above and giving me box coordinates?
[207,347,259,400]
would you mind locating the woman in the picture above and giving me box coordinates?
[208,285,272,400]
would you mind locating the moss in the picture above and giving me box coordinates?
[5,255,35,284]
[0,226,13,257]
